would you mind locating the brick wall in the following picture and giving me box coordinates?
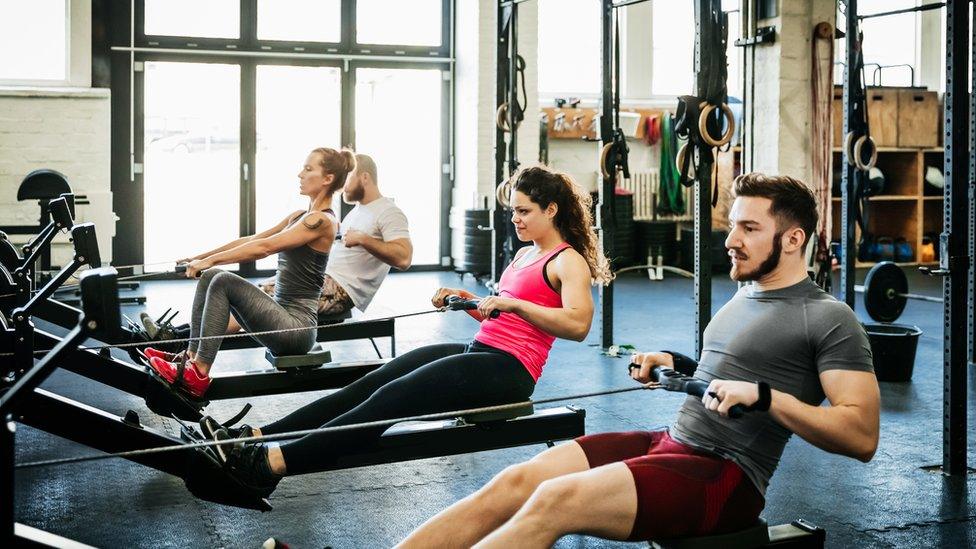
[0,88,114,266]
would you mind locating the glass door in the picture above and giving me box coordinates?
[254,64,343,270]
[143,61,241,270]
[354,67,445,265]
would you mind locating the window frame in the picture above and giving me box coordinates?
[136,0,451,59]
[113,0,453,272]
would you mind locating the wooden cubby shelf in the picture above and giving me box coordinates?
[828,147,944,266]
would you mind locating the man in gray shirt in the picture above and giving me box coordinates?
[398,173,880,547]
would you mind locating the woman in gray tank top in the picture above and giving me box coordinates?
[143,147,356,399]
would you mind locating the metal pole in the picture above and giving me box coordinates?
[692,0,714,357]
[968,0,975,374]
[942,0,970,475]
[492,2,512,285]
[840,0,858,308]
[599,0,615,349]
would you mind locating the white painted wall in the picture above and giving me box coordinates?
[0,0,114,266]
[0,88,114,266]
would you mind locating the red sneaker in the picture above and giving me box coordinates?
[148,356,211,398]
[143,347,186,363]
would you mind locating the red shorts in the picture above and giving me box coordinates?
[575,429,765,541]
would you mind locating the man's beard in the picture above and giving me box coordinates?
[344,185,364,203]
[731,231,783,282]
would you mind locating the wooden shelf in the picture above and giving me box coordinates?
[831,146,941,153]
[825,147,943,265]
[831,195,920,202]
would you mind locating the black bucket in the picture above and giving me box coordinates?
[863,323,923,382]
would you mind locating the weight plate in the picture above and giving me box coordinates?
[463,218,490,230]
[863,261,908,322]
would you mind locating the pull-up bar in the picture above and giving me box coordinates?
[856,1,969,20]
[611,0,654,8]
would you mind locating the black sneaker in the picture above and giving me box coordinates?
[199,415,255,463]
[225,443,282,498]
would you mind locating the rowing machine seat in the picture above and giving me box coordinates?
[264,344,331,370]
[650,520,769,549]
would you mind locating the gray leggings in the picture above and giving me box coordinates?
[188,268,316,364]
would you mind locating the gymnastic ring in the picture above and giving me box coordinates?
[496,180,512,208]
[599,143,614,180]
[676,142,696,181]
[496,103,513,133]
[852,134,877,172]
[698,103,736,147]
[843,131,856,166]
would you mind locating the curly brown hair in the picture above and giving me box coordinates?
[510,165,613,285]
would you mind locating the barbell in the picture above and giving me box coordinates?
[855,261,943,322]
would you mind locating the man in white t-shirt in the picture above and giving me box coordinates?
[254,153,412,316]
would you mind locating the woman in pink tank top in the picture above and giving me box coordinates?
[198,165,611,497]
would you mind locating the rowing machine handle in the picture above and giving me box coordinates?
[444,295,501,318]
[174,263,200,278]
[684,379,748,419]
[648,366,748,419]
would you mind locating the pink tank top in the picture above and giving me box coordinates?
[474,242,572,381]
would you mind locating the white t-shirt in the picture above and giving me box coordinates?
[326,197,410,311]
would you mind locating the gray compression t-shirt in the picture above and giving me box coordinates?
[669,278,874,496]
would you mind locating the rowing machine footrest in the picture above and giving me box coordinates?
[318,309,352,325]
[265,344,331,370]
[463,403,535,424]
[650,519,770,549]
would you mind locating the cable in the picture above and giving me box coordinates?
[15,384,659,470]
[0,307,447,357]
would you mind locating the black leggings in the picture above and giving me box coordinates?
[261,341,536,475]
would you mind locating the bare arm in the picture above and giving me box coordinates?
[768,369,880,462]
[706,368,880,462]
[483,250,594,341]
[345,232,413,270]
[182,210,302,262]
[191,212,335,270]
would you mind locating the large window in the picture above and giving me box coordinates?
[860,0,919,87]
[355,68,443,265]
[357,0,443,47]
[651,1,695,97]
[537,0,741,100]
[255,65,342,269]
[0,0,68,82]
[257,0,341,43]
[123,0,451,272]
[143,62,241,270]
[537,0,602,96]
[144,0,240,39]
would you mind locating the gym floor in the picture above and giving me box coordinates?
[15,268,975,548]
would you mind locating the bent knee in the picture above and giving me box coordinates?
[199,267,226,282]
[491,462,544,496]
[527,477,581,512]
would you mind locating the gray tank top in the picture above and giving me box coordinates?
[273,209,333,320]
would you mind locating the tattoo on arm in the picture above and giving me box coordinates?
[302,216,324,230]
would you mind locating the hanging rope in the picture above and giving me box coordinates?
[811,22,835,291]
